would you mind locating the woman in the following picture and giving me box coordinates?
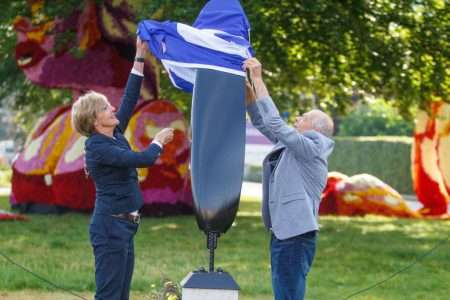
[71,37,173,300]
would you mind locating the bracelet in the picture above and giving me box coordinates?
[135,57,144,62]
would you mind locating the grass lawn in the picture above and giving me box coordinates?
[1,194,450,299]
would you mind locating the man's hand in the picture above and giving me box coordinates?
[245,80,256,106]
[154,128,174,145]
[243,58,270,99]
[243,58,263,81]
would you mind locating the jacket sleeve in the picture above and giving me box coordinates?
[256,96,321,160]
[91,141,162,168]
[116,73,143,133]
[246,101,278,144]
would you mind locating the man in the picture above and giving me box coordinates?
[244,57,335,300]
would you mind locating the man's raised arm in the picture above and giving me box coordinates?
[243,58,321,160]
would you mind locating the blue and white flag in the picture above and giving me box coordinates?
[138,0,254,92]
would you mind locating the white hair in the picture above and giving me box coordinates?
[311,109,334,137]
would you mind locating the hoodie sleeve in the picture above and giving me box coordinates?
[246,101,278,144]
[255,96,322,160]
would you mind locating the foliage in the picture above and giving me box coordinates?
[134,0,450,116]
[0,0,448,127]
[0,1,74,134]
[0,169,12,187]
[337,98,414,136]
[1,195,450,299]
[0,109,6,140]
[245,136,413,194]
[329,136,413,193]
[148,279,181,300]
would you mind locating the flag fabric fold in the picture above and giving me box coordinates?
[138,0,253,92]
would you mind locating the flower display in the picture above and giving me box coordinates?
[320,172,421,218]
[13,0,157,105]
[10,1,193,214]
[12,109,73,205]
[0,210,28,221]
[412,101,450,216]
[125,100,193,215]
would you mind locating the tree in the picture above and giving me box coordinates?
[0,1,77,131]
[0,0,448,126]
[244,0,448,116]
[337,98,414,136]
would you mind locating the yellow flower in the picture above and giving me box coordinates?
[167,294,179,300]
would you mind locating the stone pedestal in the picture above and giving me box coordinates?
[181,271,239,300]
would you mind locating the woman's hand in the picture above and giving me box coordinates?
[136,36,147,58]
[154,128,174,145]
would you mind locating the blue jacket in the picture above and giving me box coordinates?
[85,73,161,215]
[247,97,335,239]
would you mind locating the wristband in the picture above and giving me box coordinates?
[135,57,144,63]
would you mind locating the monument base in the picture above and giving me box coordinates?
[181,270,239,300]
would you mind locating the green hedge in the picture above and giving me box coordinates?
[328,136,412,194]
[244,136,413,194]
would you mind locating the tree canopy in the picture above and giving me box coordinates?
[243,0,448,116]
[0,0,448,129]
[337,98,414,136]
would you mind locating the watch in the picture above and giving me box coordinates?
[135,57,144,62]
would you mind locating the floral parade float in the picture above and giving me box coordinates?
[320,172,421,218]
[321,101,449,219]
[411,101,450,216]
[10,0,193,215]
[0,210,28,221]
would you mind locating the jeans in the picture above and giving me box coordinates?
[271,231,317,300]
[89,214,139,300]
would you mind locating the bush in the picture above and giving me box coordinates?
[244,136,413,194]
[328,136,412,194]
[337,99,413,136]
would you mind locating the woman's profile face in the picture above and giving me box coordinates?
[95,99,119,129]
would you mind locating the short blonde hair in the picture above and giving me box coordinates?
[71,91,108,136]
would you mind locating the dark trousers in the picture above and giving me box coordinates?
[270,231,317,300]
[89,214,138,300]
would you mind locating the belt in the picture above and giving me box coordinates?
[271,230,317,241]
[111,213,140,224]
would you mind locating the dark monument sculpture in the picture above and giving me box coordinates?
[139,0,251,296]
[191,69,246,273]
[180,67,244,300]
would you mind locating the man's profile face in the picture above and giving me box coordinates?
[294,111,315,132]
